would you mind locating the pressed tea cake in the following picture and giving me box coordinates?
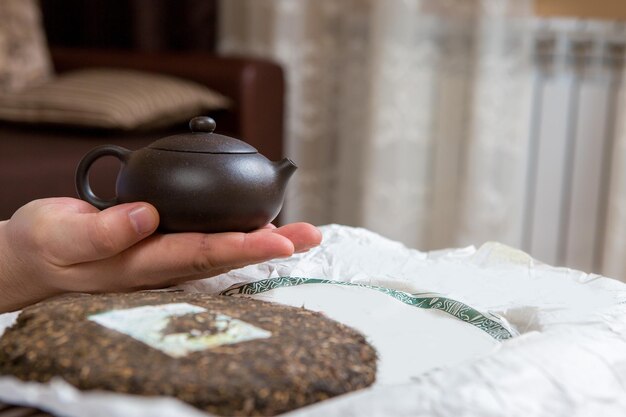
[0,292,377,416]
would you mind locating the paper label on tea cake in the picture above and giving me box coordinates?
[89,303,271,358]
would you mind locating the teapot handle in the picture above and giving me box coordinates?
[75,145,130,210]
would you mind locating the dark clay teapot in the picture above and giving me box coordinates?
[75,116,296,233]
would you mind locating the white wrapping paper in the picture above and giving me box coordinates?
[1,224,626,416]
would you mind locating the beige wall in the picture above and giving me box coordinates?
[535,0,626,20]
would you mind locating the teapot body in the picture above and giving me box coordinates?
[75,117,296,233]
[116,149,285,233]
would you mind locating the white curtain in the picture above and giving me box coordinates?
[218,0,626,280]
[604,48,626,279]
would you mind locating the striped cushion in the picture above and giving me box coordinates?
[0,68,230,130]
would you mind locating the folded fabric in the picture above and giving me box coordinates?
[0,0,53,93]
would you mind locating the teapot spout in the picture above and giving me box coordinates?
[274,158,297,181]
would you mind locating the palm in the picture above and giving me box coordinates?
[0,197,321,312]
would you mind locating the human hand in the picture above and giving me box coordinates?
[0,198,322,313]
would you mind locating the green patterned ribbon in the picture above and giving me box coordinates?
[221,277,516,341]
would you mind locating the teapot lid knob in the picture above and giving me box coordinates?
[189,116,216,133]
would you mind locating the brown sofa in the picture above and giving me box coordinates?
[0,47,285,221]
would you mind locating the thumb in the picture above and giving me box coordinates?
[49,202,160,265]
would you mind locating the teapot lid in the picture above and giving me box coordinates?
[148,116,258,154]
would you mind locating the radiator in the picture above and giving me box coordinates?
[522,20,625,273]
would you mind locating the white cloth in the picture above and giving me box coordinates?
[1,225,625,416]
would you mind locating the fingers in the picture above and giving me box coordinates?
[138,230,295,274]
[70,230,296,292]
[100,223,320,291]
[255,223,277,231]
[270,222,322,253]
[41,202,160,265]
[148,223,321,285]
[43,216,321,293]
